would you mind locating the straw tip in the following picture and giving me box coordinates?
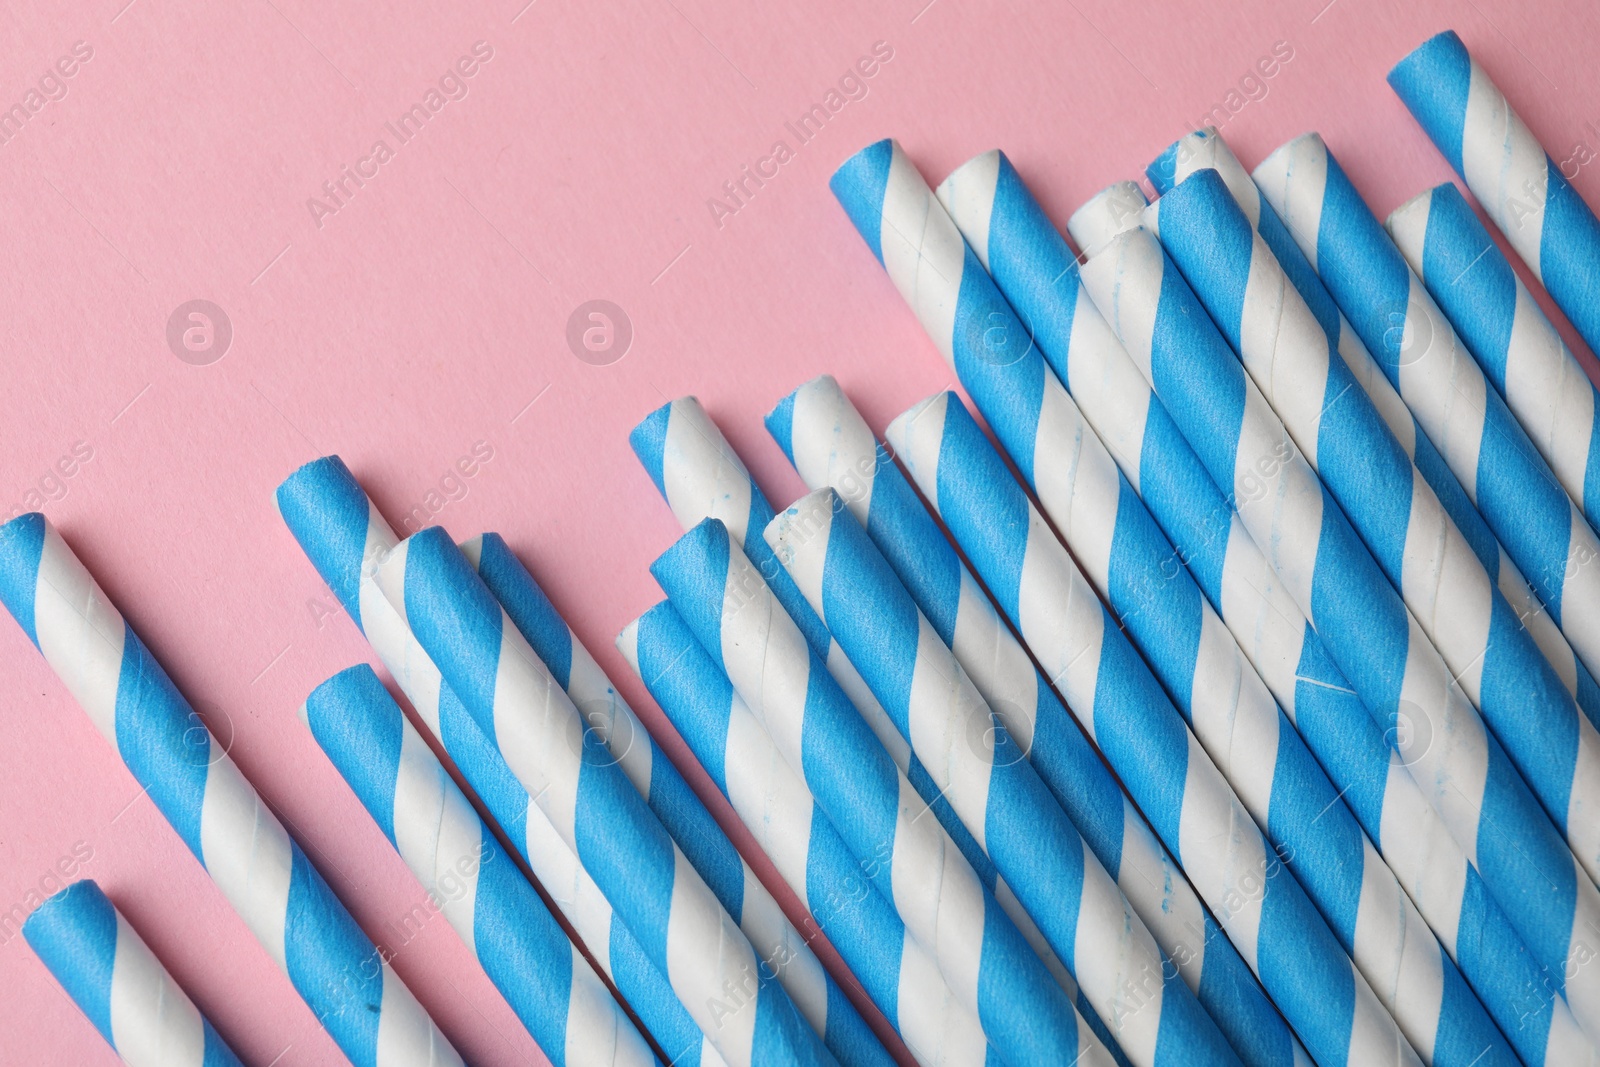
[1389,28,1466,80]
[1068,181,1149,258]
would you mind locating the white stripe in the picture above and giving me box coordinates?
[1174,730,1262,970]
[1461,57,1548,276]
[722,695,817,911]
[950,568,1039,753]
[935,151,1000,272]
[565,638,654,801]
[896,933,990,1067]
[1236,227,1329,469]
[905,620,992,853]
[1505,277,1596,506]
[890,773,986,1008]
[1030,378,1117,588]
[881,145,965,365]
[665,847,761,1062]
[1064,286,1150,493]
[736,864,829,1038]
[566,939,659,1067]
[374,959,462,1067]
[1350,838,1445,1062]
[789,378,883,523]
[521,800,615,975]
[662,401,755,542]
[1067,182,1149,257]
[1394,620,1487,866]
[1251,136,1327,273]
[489,619,584,845]
[35,528,126,743]
[1397,278,1485,503]
[1187,609,1280,820]
[1114,805,1210,994]
[198,749,294,973]
[392,724,482,954]
[1399,466,1493,701]
[1017,516,1103,741]
[109,912,207,1067]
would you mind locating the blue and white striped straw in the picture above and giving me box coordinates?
[768,489,1244,1067]
[619,601,994,1067]
[460,531,892,1067]
[1252,133,1600,884]
[1388,28,1600,360]
[1076,216,1600,1048]
[274,456,728,1067]
[1388,181,1600,575]
[24,880,244,1067]
[1144,128,1600,730]
[937,148,1595,1066]
[831,137,1423,1067]
[766,375,1305,1067]
[887,390,1423,1067]
[935,149,1519,1067]
[0,513,465,1067]
[628,397,1070,998]
[1155,163,1600,971]
[631,398,908,773]
[372,526,835,1067]
[304,664,658,1067]
[651,518,1118,1067]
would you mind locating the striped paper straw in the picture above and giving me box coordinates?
[631,398,908,773]
[274,456,727,1067]
[461,531,892,1067]
[24,880,244,1067]
[1388,29,1600,359]
[831,138,1421,1066]
[0,513,464,1067]
[304,664,658,1067]
[619,601,994,1067]
[1076,217,1600,1048]
[765,374,1305,1067]
[937,149,1519,1067]
[373,527,835,1067]
[938,148,1594,1066]
[1389,181,1600,565]
[887,390,1423,1067]
[1252,133,1600,881]
[768,487,1249,1067]
[1145,128,1600,730]
[629,397,1058,988]
[651,518,1118,1067]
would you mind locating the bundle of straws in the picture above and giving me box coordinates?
[7,27,1600,1067]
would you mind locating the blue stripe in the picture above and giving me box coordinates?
[1420,185,1517,389]
[275,457,373,623]
[1540,158,1600,357]
[283,843,386,1067]
[0,513,46,648]
[633,603,732,796]
[23,880,119,1047]
[629,404,672,500]
[766,393,798,465]
[115,628,213,862]
[830,141,894,265]
[1386,30,1471,174]
[474,533,573,690]
[304,666,405,847]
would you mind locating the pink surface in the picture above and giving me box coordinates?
[3,0,1598,1063]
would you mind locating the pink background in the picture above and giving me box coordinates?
[3,0,1598,1063]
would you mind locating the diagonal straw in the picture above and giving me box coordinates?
[0,513,466,1067]
[373,526,837,1067]
[1077,211,1600,1049]
[888,390,1424,1067]
[651,518,1119,1067]
[304,664,659,1067]
[1388,181,1600,592]
[274,456,729,1067]
[1253,132,1600,885]
[24,879,245,1067]
[942,144,1595,1067]
[831,135,1422,1067]
[1388,29,1600,360]
[461,531,894,1067]
[1145,127,1600,731]
[766,374,1304,1067]
[768,487,1252,1067]
[619,600,994,1067]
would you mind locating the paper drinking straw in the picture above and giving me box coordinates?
[1145,128,1600,731]
[765,375,1306,1067]
[619,601,995,1067]
[274,456,728,1067]
[831,138,1421,1067]
[631,398,908,774]
[1076,216,1600,1048]
[1065,180,1150,257]
[629,397,1060,988]
[768,488,1249,1067]
[460,531,891,1067]
[0,513,465,1067]
[936,153,1517,1067]
[1389,181,1600,563]
[304,665,658,1067]
[23,880,244,1067]
[1388,29,1600,359]
[651,519,1118,1067]
[373,527,834,1067]
[937,149,1596,1067]
[1252,134,1600,881]
[888,389,1430,1067]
